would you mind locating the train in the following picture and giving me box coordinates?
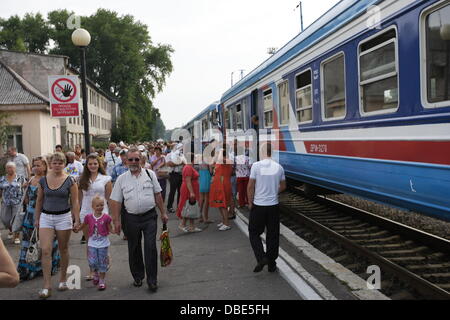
[183,0,450,221]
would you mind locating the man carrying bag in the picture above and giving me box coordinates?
[110,148,169,293]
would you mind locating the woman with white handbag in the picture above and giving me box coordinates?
[17,157,60,281]
[176,153,202,233]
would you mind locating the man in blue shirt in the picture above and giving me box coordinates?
[111,150,128,183]
[111,149,129,240]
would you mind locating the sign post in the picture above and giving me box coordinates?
[48,75,80,117]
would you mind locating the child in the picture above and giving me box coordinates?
[79,195,112,290]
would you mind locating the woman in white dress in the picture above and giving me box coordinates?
[78,154,112,280]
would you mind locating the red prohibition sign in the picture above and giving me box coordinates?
[51,78,77,103]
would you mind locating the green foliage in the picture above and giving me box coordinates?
[0,112,11,150]
[0,13,49,53]
[0,9,173,142]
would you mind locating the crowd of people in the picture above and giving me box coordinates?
[0,139,286,298]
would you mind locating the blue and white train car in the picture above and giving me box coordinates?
[184,102,222,144]
[219,0,450,220]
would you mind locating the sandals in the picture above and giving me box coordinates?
[98,279,106,291]
[178,225,188,233]
[57,282,69,291]
[188,227,202,233]
[39,288,52,299]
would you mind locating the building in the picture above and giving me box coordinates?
[0,49,120,155]
[0,60,61,158]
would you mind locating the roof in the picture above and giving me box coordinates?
[0,60,49,105]
[221,0,382,103]
[186,101,220,126]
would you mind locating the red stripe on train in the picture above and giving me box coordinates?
[304,141,450,165]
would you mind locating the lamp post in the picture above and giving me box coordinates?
[71,28,91,153]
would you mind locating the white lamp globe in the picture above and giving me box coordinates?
[71,28,91,47]
[440,24,450,41]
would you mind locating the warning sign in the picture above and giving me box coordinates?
[48,75,80,118]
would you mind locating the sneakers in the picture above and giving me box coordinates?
[189,227,202,233]
[218,225,231,231]
[217,222,223,228]
[14,238,20,245]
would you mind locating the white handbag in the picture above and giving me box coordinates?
[181,200,201,219]
[25,228,41,264]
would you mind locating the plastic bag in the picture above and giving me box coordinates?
[159,223,173,267]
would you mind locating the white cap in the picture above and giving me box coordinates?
[138,145,146,151]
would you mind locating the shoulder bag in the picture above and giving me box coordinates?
[26,228,41,264]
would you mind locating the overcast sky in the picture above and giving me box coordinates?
[1,0,341,130]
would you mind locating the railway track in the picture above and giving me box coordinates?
[279,187,450,300]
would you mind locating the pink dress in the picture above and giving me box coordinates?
[176,165,200,219]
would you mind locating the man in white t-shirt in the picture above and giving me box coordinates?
[7,147,30,180]
[247,142,286,273]
[64,152,84,180]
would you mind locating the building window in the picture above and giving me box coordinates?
[296,70,312,123]
[360,29,398,114]
[263,89,273,128]
[322,53,346,119]
[6,126,23,154]
[278,81,290,125]
[425,4,450,105]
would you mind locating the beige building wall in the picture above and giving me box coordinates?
[4,106,61,159]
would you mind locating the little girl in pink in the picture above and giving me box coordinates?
[79,195,112,290]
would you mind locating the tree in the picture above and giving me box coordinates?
[0,9,173,142]
[0,13,50,53]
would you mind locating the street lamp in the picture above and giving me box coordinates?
[71,28,91,153]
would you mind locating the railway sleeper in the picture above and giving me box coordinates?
[319,220,364,227]
[363,241,415,250]
[331,223,370,230]
[346,230,390,239]
[312,217,353,223]
[406,263,450,271]
[354,235,402,244]
[338,227,380,235]
[420,273,450,282]
[377,247,429,257]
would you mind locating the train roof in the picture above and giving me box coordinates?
[220,0,382,103]
[185,101,220,127]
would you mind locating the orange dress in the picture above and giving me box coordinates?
[209,164,233,208]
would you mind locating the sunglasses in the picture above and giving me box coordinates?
[127,158,141,162]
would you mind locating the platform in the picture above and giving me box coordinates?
[0,207,303,300]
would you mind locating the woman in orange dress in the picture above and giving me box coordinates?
[209,151,233,231]
[176,153,201,233]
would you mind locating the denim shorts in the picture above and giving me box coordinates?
[87,246,110,273]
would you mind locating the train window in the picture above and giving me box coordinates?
[278,81,290,125]
[236,104,243,130]
[425,4,450,105]
[242,99,247,130]
[263,89,273,128]
[202,117,208,135]
[295,70,312,123]
[225,107,231,130]
[322,54,346,119]
[359,29,398,114]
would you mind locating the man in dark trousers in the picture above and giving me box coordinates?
[247,143,286,273]
[110,147,169,292]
